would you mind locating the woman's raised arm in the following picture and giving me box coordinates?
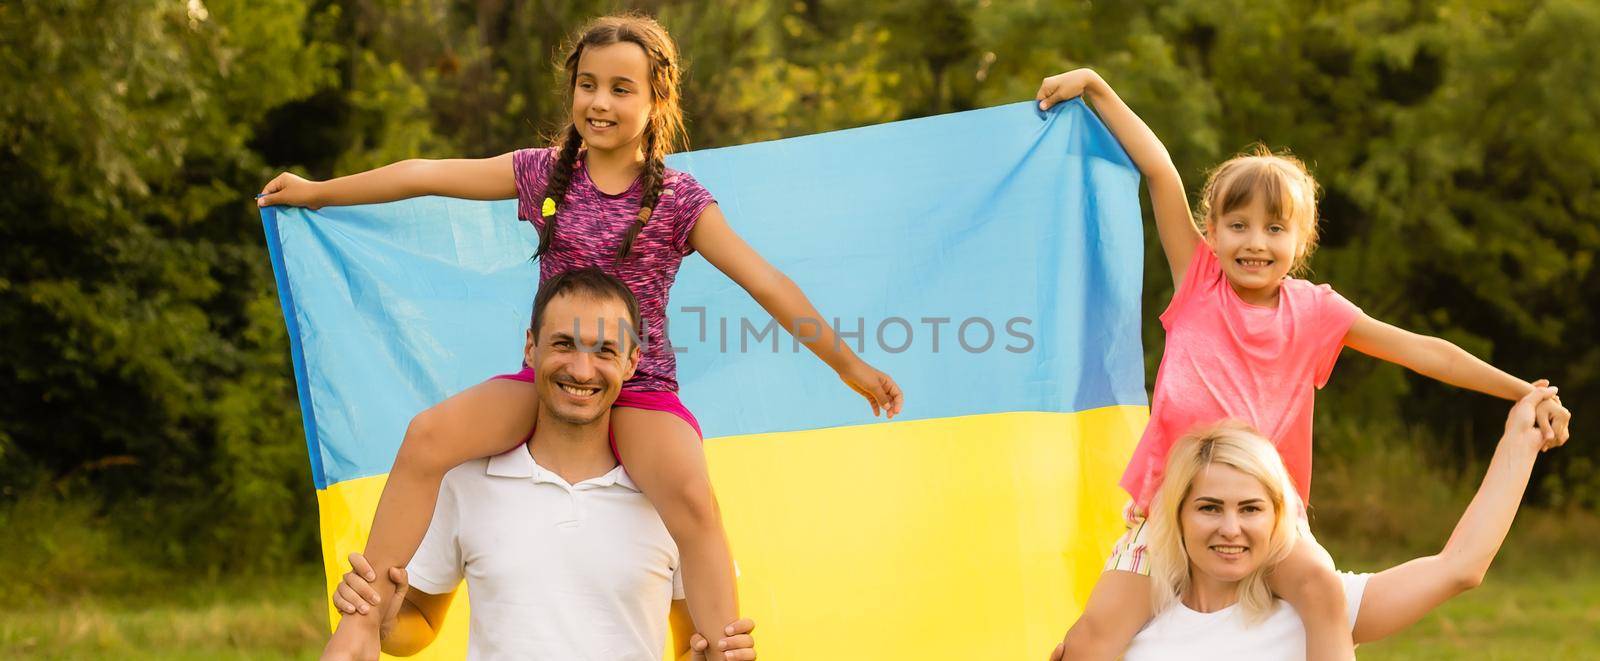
[1352,384,1558,644]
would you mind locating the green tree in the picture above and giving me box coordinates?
[0,0,339,571]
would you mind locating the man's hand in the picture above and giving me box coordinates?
[331,552,410,640]
[690,618,757,661]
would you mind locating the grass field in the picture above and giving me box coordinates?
[2,534,1596,659]
[5,430,1597,660]
[0,571,326,660]
[1358,569,1600,660]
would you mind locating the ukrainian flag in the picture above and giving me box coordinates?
[262,99,1147,659]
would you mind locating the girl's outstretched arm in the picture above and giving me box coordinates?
[1037,69,1201,286]
[688,205,903,419]
[1343,313,1571,444]
[1353,385,1557,643]
[258,152,517,209]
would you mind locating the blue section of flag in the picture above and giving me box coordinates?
[262,100,1145,489]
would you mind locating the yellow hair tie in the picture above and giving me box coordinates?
[541,197,557,217]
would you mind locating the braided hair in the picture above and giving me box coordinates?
[535,14,687,261]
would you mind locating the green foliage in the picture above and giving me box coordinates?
[2,0,1595,579]
[0,0,335,571]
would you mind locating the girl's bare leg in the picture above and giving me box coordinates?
[322,378,539,660]
[1267,533,1355,661]
[613,407,738,661]
[1058,570,1155,660]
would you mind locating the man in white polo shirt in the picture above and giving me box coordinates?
[332,268,754,660]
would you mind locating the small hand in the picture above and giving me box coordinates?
[1506,381,1560,452]
[319,616,380,661]
[330,552,409,641]
[258,171,323,209]
[1526,381,1572,451]
[840,361,904,419]
[1049,640,1066,661]
[1036,68,1104,111]
[691,617,757,661]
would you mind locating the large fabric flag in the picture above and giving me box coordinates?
[262,99,1148,659]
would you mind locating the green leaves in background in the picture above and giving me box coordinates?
[2,0,1595,576]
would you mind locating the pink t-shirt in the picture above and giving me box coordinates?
[1121,241,1361,509]
[512,147,717,392]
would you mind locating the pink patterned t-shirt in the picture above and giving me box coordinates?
[1121,240,1361,509]
[512,147,717,392]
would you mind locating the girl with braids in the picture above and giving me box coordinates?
[260,14,902,661]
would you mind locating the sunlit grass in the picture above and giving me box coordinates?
[0,570,326,660]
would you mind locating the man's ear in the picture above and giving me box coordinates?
[621,345,641,382]
[523,328,537,363]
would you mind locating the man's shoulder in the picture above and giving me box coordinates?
[439,456,494,489]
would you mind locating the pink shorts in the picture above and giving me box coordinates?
[490,367,703,460]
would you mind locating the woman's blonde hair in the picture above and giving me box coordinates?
[1145,420,1302,621]
[1196,144,1322,276]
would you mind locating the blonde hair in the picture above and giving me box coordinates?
[1196,145,1322,276]
[1145,420,1302,622]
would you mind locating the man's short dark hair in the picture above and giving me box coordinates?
[530,268,643,349]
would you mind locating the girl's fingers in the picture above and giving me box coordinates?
[343,571,380,606]
[348,552,376,582]
[336,583,368,614]
[884,378,904,417]
[1037,80,1060,109]
[332,589,356,614]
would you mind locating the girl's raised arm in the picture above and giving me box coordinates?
[688,204,904,419]
[258,152,518,209]
[1037,69,1201,286]
[1343,313,1571,443]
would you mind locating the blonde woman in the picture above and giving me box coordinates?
[1051,384,1563,660]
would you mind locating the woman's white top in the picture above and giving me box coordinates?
[1123,572,1369,661]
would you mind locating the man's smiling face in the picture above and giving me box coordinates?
[525,292,638,426]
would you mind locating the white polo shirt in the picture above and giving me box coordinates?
[1124,571,1370,660]
[406,443,684,660]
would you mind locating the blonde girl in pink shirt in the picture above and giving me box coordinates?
[1034,68,1572,661]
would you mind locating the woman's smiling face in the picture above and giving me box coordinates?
[1180,462,1278,585]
